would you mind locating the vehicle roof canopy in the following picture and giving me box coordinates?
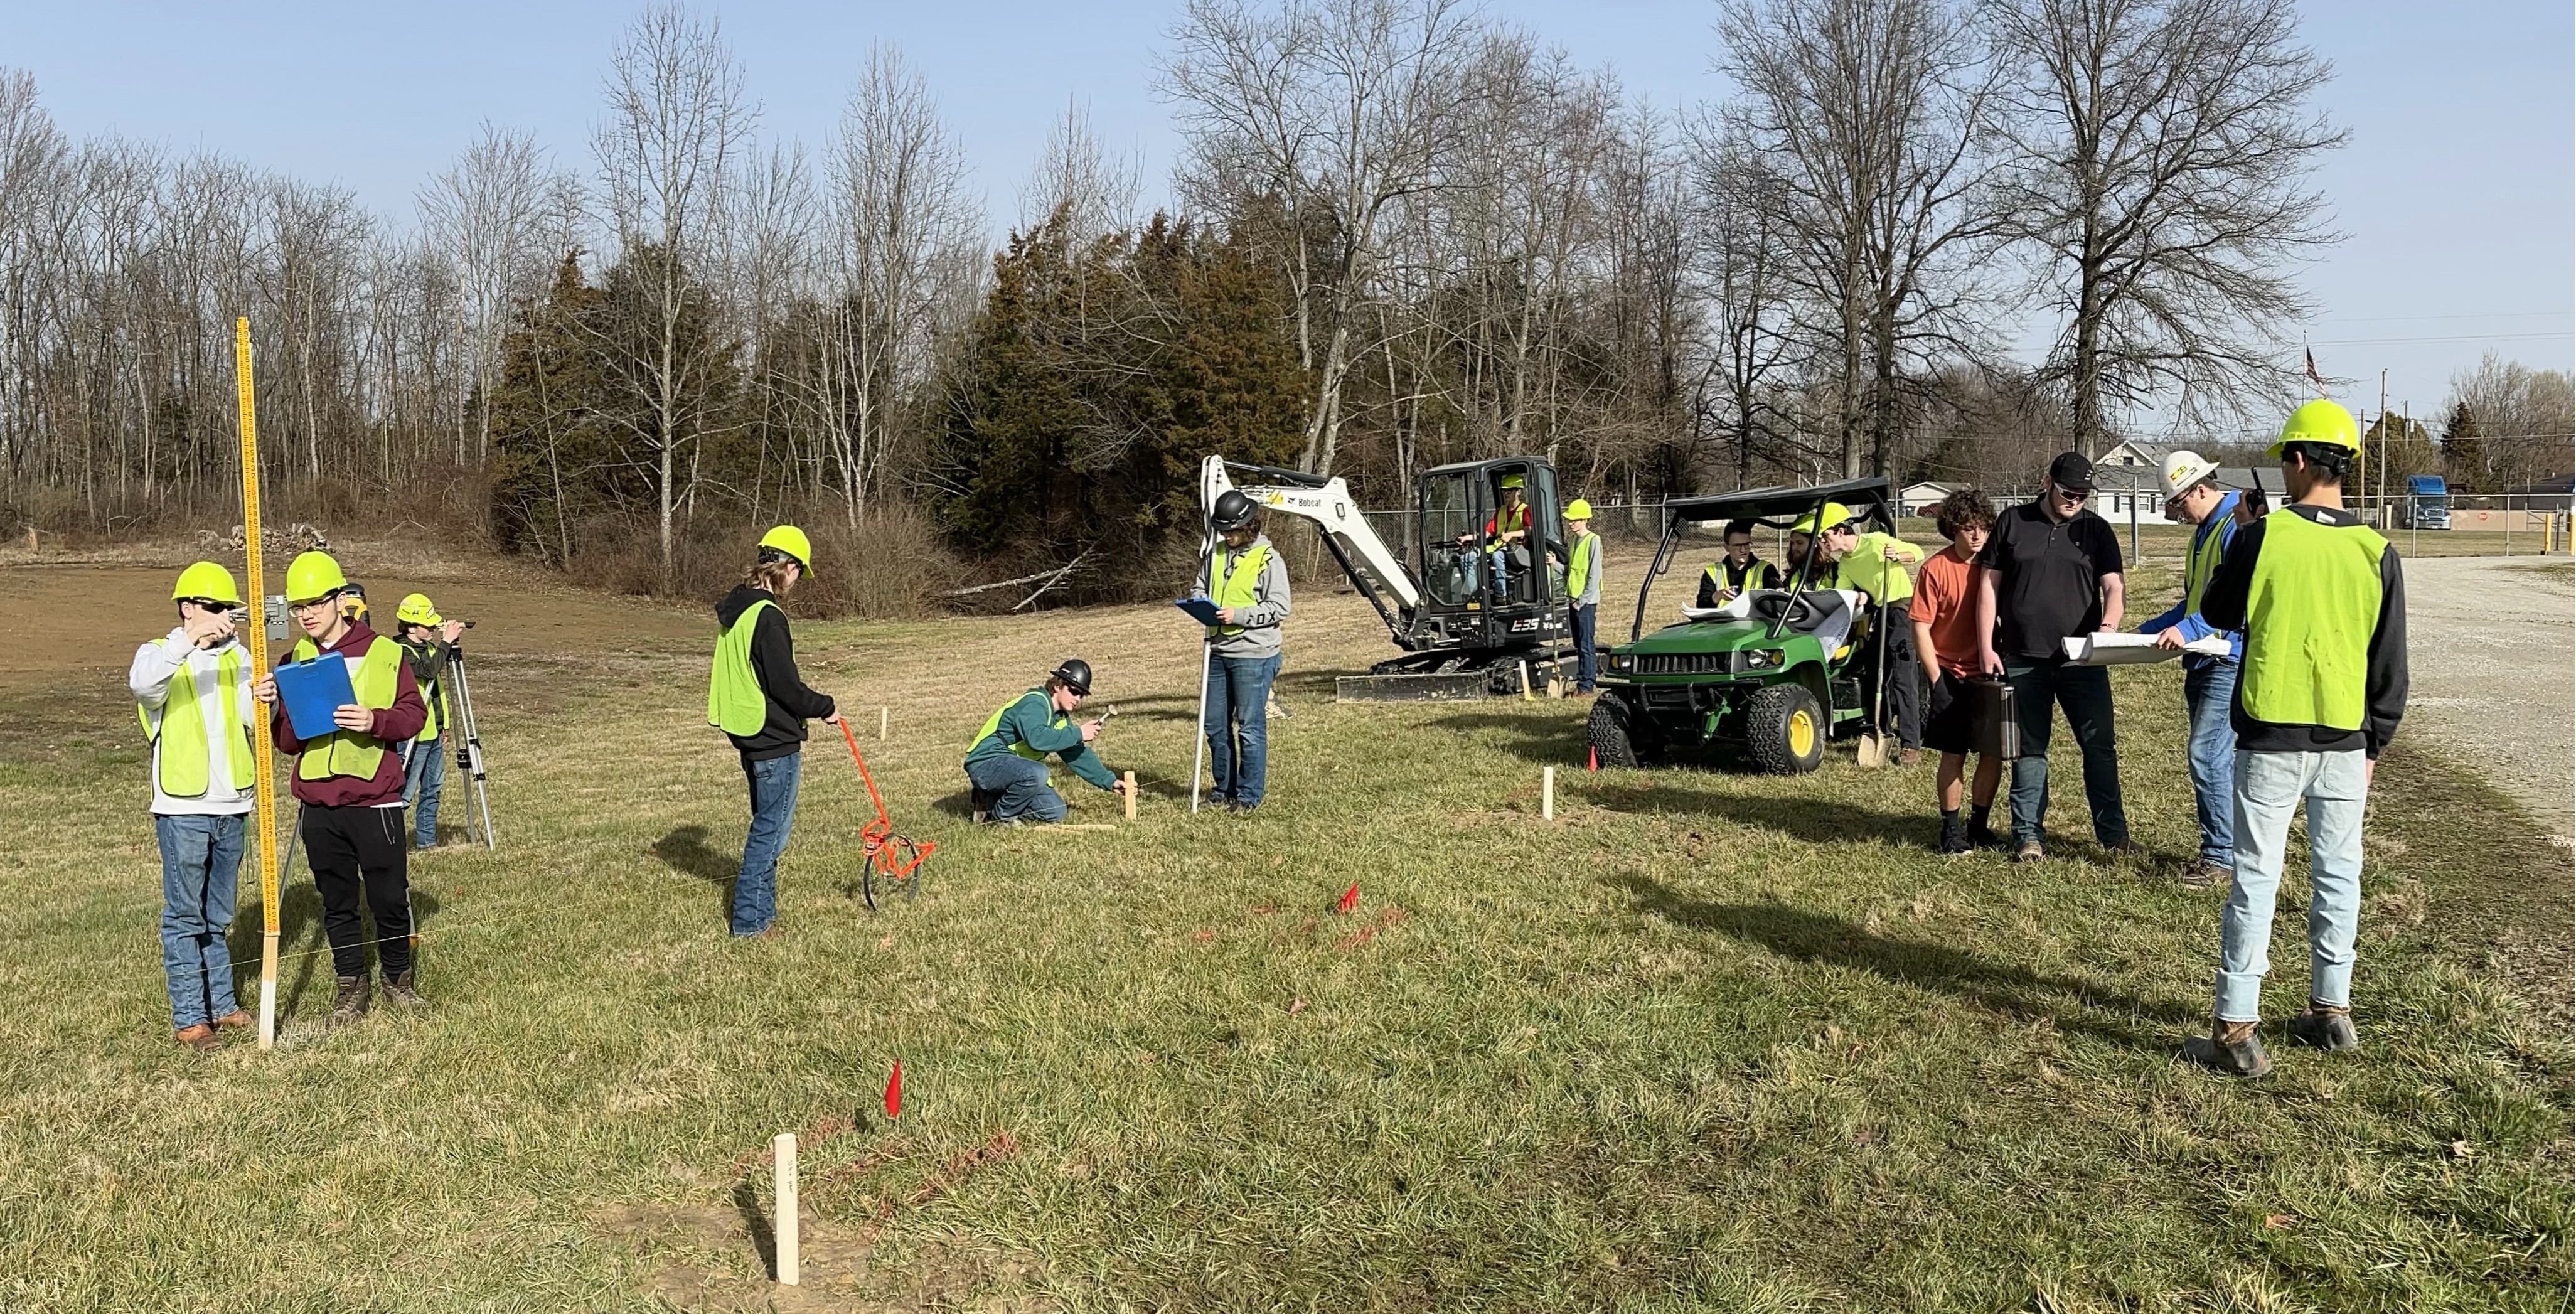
[1660,476,1894,528]
[1421,456,1546,478]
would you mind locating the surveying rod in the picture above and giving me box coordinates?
[235,318,285,1050]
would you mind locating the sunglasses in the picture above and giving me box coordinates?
[2051,483,2092,503]
[288,593,343,616]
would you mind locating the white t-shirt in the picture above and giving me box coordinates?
[129,629,257,817]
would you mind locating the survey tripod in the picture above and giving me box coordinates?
[444,622,498,850]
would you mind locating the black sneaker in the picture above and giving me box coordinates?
[2288,1009,2360,1052]
[2183,1023,2272,1078]
[1966,817,2002,849]
[1938,817,1970,856]
[970,788,998,823]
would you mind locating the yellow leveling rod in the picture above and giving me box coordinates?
[235,318,284,1050]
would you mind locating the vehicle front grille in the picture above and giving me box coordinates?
[1633,652,1730,675]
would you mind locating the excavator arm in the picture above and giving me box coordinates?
[1200,455,1421,648]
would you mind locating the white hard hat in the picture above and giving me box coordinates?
[2161,449,2219,501]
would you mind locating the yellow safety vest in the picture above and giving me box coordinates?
[708,598,778,737]
[286,635,404,782]
[1566,531,1598,600]
[2240,510,2388,732]
[969,690,1061,764]
[2185,509,2230,619]
[1207,542,1271,639]
[136,647,255,798]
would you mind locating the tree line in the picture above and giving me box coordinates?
[1,1,2561,609]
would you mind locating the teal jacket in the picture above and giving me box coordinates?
[965,690,1117,791]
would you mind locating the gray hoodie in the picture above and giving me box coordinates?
[1194,533,1292,658]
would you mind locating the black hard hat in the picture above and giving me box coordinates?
[1211,489,1258,531]
[1050,658,1094,696]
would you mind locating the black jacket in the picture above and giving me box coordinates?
[715,585,836,761]
[2198,503,2407,758]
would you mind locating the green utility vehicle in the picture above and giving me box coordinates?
[1586,477,1895,774]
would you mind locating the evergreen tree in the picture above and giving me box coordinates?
[2441,400,2486,492]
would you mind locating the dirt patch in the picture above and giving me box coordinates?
[593,1200,1054,1313]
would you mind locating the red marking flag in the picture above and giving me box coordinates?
[1333,882,1359,914]
[885,1061,903,1120]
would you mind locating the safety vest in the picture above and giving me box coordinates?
[401,639,443,740]
[2240,510,2388,732]
[136,647,255,798]
[2184,502,2231,620]
[970,690,1061,764]
[707,598,778,737]
[1486,502,1529,543]
[287,634,405,782]
[1703,558,1768,594]
[1207,542,1271,639]
[1832,533,1917,606]
[1566,531,1598,600]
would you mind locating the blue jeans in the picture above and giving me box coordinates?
[1205,651,1283,807]
[2181,660,2240,866]
[156,813,245,1028]
[2002,658,2130,847]
[732,752,801,935]
[2216,750,2368,1020]
[968,753,1066,823]
[403,735,446,849]
[1569,602,1598,690]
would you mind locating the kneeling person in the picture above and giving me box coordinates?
[965,660,1128,824]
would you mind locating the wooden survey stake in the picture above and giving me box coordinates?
[1123,771,1136,820]
[1542,766,1555,820]
[237,318,284,1051]
[772,1132,799,1285]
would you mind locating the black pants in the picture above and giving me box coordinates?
[304,804,412,979]
[1860,599,1923,749]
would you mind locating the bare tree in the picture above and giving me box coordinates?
[1019,100,1140,245]
[1989,0,2345,454]
[419,124,562,466]
[1164,0,1485,476]
[1687,129,1802,488]
[592,3,754,580]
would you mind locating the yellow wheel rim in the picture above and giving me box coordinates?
[1788,708,1815,757]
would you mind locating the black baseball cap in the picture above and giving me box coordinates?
[2047,452,2095,492]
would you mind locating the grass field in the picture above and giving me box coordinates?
[0,543,2566,1313]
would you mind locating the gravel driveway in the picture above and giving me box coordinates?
[2399,556,2574,839]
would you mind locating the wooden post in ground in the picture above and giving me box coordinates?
[1517,661,1533,703]
[772,1132,799,1286]
[1123,771,1136,821]
[879,707,888,740]
[1542,766,1555,820]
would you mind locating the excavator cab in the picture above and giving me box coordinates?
[1418,459,1564,610]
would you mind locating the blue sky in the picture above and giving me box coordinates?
[6,0,2567,425]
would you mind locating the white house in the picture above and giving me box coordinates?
[2096,438,2169,473]
[1897,480,1959,516]
[2092,461,2172,525]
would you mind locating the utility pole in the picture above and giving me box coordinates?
[2377,369,2388,526]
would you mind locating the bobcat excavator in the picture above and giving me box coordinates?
[1199,453,1574,699]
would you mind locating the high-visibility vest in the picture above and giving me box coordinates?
[136,646,255,798]
[969,690,1061,764]
[287,634,404,782]
[1485,502,1529,543]
[2184,501,2231,621]
[400,638,443,740]
[707,598,778,737]
[2240,510,2388,732]
[1703,558,1771,594]
[1832,533,1918,606]
[1566,531,1598,600]
[1207,542,1272,639]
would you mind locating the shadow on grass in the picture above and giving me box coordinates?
[1579,774,1935,850]
[1610,873,2194,1050]
[650,825,739,882]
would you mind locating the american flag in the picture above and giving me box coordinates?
[2303,348,2326,392]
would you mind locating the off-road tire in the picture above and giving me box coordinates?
[1586,696,1646,769]
[1745,683,1827,774]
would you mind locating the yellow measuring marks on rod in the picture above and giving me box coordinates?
[236,317,285,1050]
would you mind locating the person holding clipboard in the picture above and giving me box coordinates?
[1190,491,1291,813]
[251,550,429,1029]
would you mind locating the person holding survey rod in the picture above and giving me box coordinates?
[1182,490,1291,814]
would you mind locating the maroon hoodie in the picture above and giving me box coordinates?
[270,621,429,808]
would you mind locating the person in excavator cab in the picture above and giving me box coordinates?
[1454,473,1534,595]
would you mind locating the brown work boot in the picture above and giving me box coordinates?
[329,975,372,1030]
[2182,1017,2272,1078]
[210,1008,254,1031]
[174,1023,221,1054]
[382,971,423,1010]
[2288,1002,2360,1052]
[1897,748,1920,767]
[2177,860,2231,890]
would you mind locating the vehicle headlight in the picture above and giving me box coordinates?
[1742,648,1783,670]
[1608,652,1633,673]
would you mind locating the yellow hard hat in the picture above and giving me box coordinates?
[172,560,244,606]
[394,592,442,626]
[2270,399,2360,459]
[758,525,814,575]
[1564,498,1593,520]
[283,550,348,604]
[1499,473,1525,491]
[1788,502,1854,537]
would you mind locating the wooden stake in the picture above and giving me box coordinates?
[879,707,888,740]
[235,318,283,1052]
[1542,766,1556,820]
[772,1132,799,1286]
[1123,770,1136,820]
[1033,823,1120,832]
[1517,661,1533,702]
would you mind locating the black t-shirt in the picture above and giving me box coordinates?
[1975,501,2124,658]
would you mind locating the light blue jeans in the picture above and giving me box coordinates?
[157,813,245,1029]
[732,752,801,936]
[402,735,445,849]
[1205,651,1283,808]
[2181,660,2238,867]
[967,753,1066,823]
[2215,749,2368,1022]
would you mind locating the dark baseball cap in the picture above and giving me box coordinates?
[2047,451,2096,491]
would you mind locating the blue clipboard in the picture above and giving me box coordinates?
[274,651,357,739]
[1173,596,1226,626]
